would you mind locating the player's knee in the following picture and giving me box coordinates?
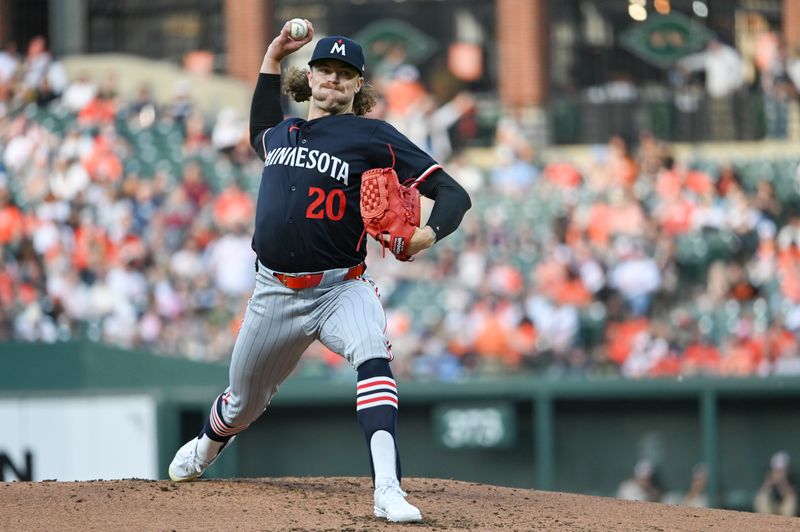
[218,391,268,428]
[356,358,397,437]
[349,331,391,365]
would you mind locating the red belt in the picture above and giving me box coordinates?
[274,263,366,289]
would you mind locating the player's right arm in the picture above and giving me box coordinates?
[249,19,315,159]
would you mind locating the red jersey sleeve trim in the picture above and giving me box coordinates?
[409,164,441,189]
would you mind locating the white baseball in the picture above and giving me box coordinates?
[288,19,308,40]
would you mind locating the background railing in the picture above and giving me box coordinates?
[548,85,771,144]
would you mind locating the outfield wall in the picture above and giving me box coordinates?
[2,342,798,510]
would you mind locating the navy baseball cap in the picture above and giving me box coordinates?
[308,36,365,75]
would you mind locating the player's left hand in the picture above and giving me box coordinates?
[382,226,436,258]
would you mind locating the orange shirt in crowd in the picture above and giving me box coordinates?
[777,248,800,303]
[555,279,592,307]
[719,340,762,376]
[0,269,14,307]
[656,169,682,201]
[0,204,24,244]
[213,187,255,229]
[72,225,116,270]
[659,199,695,235]
[684,170,713,196]
[610,201,646,236]
[606,318,650,365]
[83,137,123,182]
[473,315,516,366]
[545,163,581,188]
[115,234,146,266]
[609,155,638,187]
[682,343,721,374]
[650,352,681,376]
[78,97,116,126]
[766,327,796,361]
[384,79,427,118]
[508,320,538,364]
[586,202,613,247]
[657,169,713,201]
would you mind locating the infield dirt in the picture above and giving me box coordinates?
[1,477,799,531]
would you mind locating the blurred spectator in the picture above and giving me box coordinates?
[383,64,427,136]
[617,459,663,502]
[0,184,24,246]
[49,156,90,202]
[62,71,97,113]
[754,451,798,517]
[526,291,578,355]
[77,74,118,127]
[663,463,709,508]
[621,320,673,378]
[0,41,20,85]
[607,135,638,188]
[183,112,210,155]
[127,83,158,118]
[82,134,123,183]
[788,46,800,96]
[772,341,800,375]
[205,223,255,297]
[757,32,795,139]
[608,238,661,317]
[180,161,212,210]
[490,145,538,194]
[681,327,721,375]
[400,92,473,163]
[167,79,194,124]
[677,39,745,140]
[213,178,255,230]
[20,36,52,98]
[212,107,246,155]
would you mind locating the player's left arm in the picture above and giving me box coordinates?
[408,168,472,255]
[369,122,471,256]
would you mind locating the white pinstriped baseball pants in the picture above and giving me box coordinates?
[218,260,391,429]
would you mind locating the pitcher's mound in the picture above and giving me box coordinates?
[1,477,798,531]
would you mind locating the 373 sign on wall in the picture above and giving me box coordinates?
[433,403,516,449]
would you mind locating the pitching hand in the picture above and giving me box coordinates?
[266,19,314,64]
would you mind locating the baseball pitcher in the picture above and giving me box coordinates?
[168,19,471,523]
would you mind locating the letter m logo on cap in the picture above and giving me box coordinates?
[330,39,346,55]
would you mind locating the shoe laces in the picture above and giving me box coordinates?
[375,478,408,501]
[178,443,205,473]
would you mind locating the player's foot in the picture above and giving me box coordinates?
[168,435,235,482]
[373,478,422,523]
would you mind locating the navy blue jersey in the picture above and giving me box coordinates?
[252,115,440,273]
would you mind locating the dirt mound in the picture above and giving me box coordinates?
[1,477,798,531]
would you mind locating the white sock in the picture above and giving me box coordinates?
[195,434,225,463]
[370,430,397,483]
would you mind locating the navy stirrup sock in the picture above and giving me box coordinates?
[356,358,401,483]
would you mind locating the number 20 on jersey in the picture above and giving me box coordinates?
[306,186,346,221]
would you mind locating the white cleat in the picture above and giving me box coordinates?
[168,435,235,482]
[373,478,423,523]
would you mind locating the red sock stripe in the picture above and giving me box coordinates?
[357,379,397,391]
[357,394,399,408]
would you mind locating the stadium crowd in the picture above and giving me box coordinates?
[2,36,800,382]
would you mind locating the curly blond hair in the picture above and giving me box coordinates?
[281,66,378,116]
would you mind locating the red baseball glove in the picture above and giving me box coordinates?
[358,164,420,261]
